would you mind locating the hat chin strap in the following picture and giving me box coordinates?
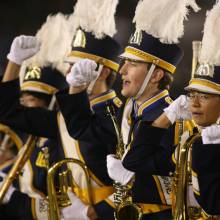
[48,95,56,110]
[134,63,156,100]
[87,64,104,95]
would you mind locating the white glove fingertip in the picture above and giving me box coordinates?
[18,35,25,48]
[25,36,36,48]
[107,154,115,160]
[90,60,97,70]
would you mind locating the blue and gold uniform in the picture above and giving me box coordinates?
[0,79,122,219]
[185,64,220,217]
[116,27,184,219]
[0,65,67,219]
[56,27,122,219]
[122,91,175,220]
[56,89,122,220]
[191,139,220,217]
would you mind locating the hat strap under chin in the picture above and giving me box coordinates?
[135,63,156,99]
[48,95,56,110]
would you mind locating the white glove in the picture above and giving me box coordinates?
[163,95,192,124]
[61,191,89,220]
[107,154,134,185]
[66,59,98,87]
[0,171,16,204]
[201,124,220,144]
[7,35,41,65]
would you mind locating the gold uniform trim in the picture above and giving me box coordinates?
[137,90,169,117]
[68,51,119,72]
[75,141,115,206]
[21,81,57,95]
[74,185,115,205]
[90,90,117,108]
[189,78,220,93]
[31,199,37,220]
[124,47,176,73]
[138,203,171,214]
[153,175,167,204]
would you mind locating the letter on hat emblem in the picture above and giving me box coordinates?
[196,64,214,78]
[129,29,142,46]
[24,67,41,80]
[72,29,86,48]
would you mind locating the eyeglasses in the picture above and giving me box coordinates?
[186,92,218,103]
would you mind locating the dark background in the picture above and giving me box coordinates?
[0,0,216,98]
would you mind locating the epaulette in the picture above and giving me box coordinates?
[90,90,122,111]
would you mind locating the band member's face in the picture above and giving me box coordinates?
[119,60,148,98]
[20,93,46,108]
[188,91,220,126]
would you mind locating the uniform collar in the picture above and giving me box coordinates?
[90,89,122,111]
[135,90,169,117]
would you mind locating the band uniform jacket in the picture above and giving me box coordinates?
[58,88,175,220]
[0,79,63,219]
[56,89,122,220]
[192,138,220,216]
[0,79,121,220]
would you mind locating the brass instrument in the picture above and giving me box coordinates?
[0,134,10,157]
[47,158,93,220]
[0,124,23,159]
[0,97,55,204]
[0,135,37,204]
[172,40,203,219]
[172,130,201,220]
[107,105,143,220]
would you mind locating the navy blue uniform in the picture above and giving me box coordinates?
[192,139,220,216]
[0,79,120,220]
[122,90,175,220]
[56,89,122,220]
[57,88,175,220]
[0,79,63,219]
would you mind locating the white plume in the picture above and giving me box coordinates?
[25,13,72,74]
[199,1,220,65]
[133,0,200,44]
[68,0,119,39]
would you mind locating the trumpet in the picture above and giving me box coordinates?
[0,135,37,204]
[47,158,93,220]
[107,105,143,220]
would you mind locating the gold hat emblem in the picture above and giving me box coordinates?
[196,64,214,78]
[129,29,142,46]
[24,66,42,80]
[72,29,86,48]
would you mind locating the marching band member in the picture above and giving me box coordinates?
[106,0,200,219]
[56,1,123,219]
[0,14,69,219]
[139,1,220,218]
[0,0,122,218]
